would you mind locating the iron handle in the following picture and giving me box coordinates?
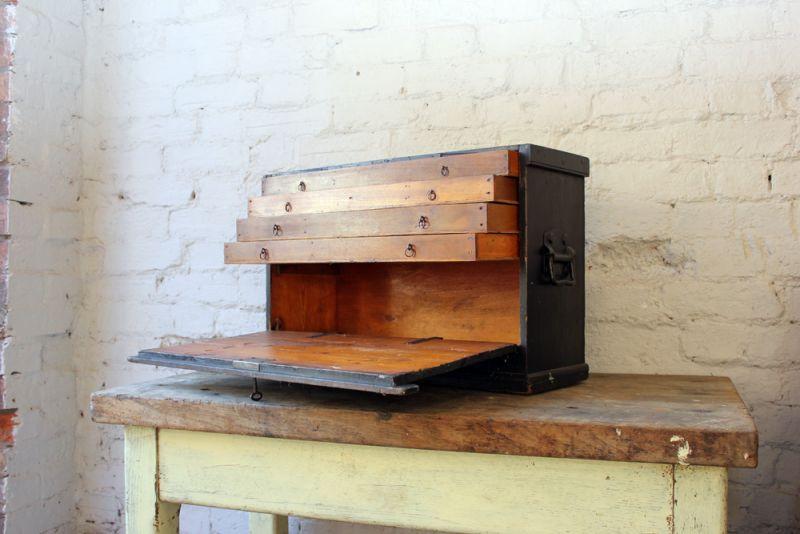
[542,232,576,286]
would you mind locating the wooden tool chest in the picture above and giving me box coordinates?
[132,144,590,395]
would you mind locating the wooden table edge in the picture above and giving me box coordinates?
[90,393,758,469]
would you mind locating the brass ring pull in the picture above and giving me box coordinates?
[284,201,292,212]
[427,189,437,201]
[259,247,269,260]
[404,243,416,257]
[272,224,282,236]
[298,181,306,192]
[418,215,430,229]
[441,165,449,176]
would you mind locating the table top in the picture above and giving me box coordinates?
[91,372,757,468]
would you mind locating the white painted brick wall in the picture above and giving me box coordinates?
[9,0,800,533]
[7,1,85,532]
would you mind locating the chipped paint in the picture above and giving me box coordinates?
[670,435,692,466]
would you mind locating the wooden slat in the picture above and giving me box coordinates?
[674,466,727,533]
[248,175,518,217]
[124,427,180,534]
[131,331,516,390]
[237,203,518,241]
[92,372,759,467]
[157,429,676,533]
[225,234,518,264]
[262,149,520,195]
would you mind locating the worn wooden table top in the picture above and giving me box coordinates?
[91,372,757,468]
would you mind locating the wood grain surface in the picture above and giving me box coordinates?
[133,331,516,386]
[237,203,518,241]
[224,233,519,263]
[249,175,518,217]
[262,149,520,195]
[269,262,520,342]
[92,372,758,468]
[333,262,520,342]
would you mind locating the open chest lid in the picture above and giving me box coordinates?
[130,331,517,395]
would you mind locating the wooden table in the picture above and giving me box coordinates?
[90,372,757,534]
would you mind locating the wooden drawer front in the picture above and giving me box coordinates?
[237,203,518,241]
[249,175,518,217]
[225,234,518,264]
[263,149,519,194]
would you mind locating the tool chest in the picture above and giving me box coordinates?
[132,144,589,395]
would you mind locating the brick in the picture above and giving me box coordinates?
[710,159,773,200]
[586,197,674,241]
[174,78,258,112]
[256,72,312,109]
[708,5,773,42]
[587,323,687,373]
[333,29,424,64]
[769,159,800,197]
[683,39,800,81]
[243,5,291,41]
[0,34,13,68]
[670,119,795,159]
[180,0,223,19]
[332,99,424,131]
[661,279,783,322]
[0,71,9,102]
[240,36,332,75]
[479,19,583,56]
[734,201,796,238]
[315,65,404,100]
[593,161,713,203]
[505,54,564,90]
[592,82,709,122]
[293,1,378,35]
[565,46,680,85]
[707,81,775,117]
[684,237,764,278]
[673,202,735,239]
[585,10,705,49]
[424,25,477,60]
[402,59,507,97]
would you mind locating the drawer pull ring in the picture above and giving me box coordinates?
[259,247,269,260]
[284,202,292,212]
[441,165,449,176]
[427,189,437,201]
[404,243,416,257]
[250,378,263,402]
[272,224,282,236]
[298,181,306,192]
[418,215,430,229]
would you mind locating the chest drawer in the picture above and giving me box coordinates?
[262,149,519,194]
[237,203,518,241]
[248,175,517,218]
[225,233,518,263]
